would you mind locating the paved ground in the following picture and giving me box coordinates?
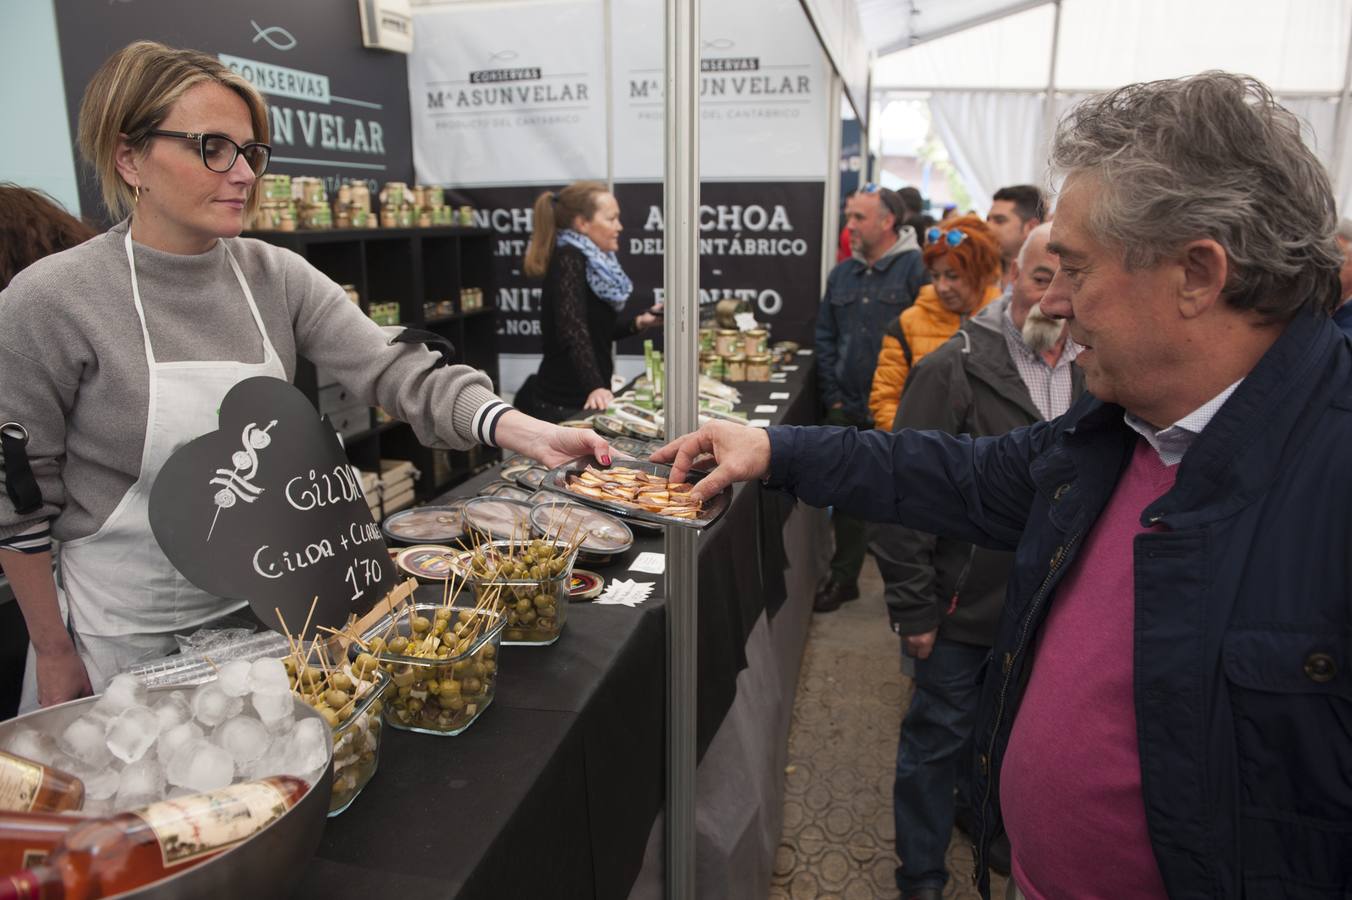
[769,557,1008,900]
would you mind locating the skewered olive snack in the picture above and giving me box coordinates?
[277,639,387,816]
[363,601,504,736]
[466,538,579,646]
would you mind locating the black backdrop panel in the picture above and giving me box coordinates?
[449,181,825,354]
[53,0,414,224]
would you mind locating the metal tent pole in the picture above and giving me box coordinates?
[822,71,843,293]
[662,0,700,894]
[1041,0,1063,165]
[1331,13,1352,206]
[604,0,616,192]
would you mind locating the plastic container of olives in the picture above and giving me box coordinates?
[327,667,389,816]
[359,603,505,736]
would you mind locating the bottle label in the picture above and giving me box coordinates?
[132,781,292,869]
[0,756,43,813]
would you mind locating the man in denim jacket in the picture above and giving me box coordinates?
[656,73,1349,898]
[812,185,927,612]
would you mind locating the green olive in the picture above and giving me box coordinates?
[367,636,387,654]
[481,644,497,660]
[410,615,432,634]
[406,698,424,714]
[282,657,298,675]
[330,672,355,692]
[324,688,350,708]
[353,653,377,676]
[424,678,441,694]
[483,659,498,675]
[300,666,323,686]
[462,677,482,694]
[439,681,462,699]
[434,606,452,621]
[515,598,532,614]
[445,696,466,712]
[388,635,411,654]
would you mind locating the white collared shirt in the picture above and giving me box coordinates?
[1123,379,1244,466]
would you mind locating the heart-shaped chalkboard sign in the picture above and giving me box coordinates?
[149,376,397,640]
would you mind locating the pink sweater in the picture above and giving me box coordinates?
[999,439,1175,899]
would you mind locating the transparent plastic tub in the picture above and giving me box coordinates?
[326,667,388,816]
[359,603,504,736]
[468,539,579,647]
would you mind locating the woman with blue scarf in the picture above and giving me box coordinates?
[516,181,662,421]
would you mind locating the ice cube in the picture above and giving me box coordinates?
[94,674,147,716]
[167,740,234,792]
[251,688,295,731]
[156,721,203,764]
[152,692,191,731]
[59,716,114,769]
[248,657,290,695]
[104,706,161,764]
[114,758,165,810]
[2,727,58,766]
[213,716,270,768]
[84,768,121,801]
[190,682,243,727]
[215,659,254,698]
[284,718,329,776]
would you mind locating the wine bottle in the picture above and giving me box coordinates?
[0,810,87,873]
[0,752,84,814]
[0,776,309,900]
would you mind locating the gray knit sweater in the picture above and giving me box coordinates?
[0,220,503,544]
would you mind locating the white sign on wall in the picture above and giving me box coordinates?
[408,0,608,186]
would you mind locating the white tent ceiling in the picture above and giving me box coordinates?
[871,0,1352,93]
[862,0,1352,213]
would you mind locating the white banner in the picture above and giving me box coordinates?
[410,0,829,185]
[611,0,829,180]
[408,0,608,186]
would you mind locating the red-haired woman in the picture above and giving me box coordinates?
[868,214,1003,431]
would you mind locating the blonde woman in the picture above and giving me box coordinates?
[0,41,610,708]
[515,181,662,421]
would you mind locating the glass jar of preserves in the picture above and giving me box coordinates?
[715,329,742,356]
[724,353,748,382]
[746,354,772,382]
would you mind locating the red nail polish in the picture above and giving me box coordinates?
[601,455,611,465]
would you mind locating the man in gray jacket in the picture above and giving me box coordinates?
[883,224,1082,900]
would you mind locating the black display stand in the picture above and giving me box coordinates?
[243,226,501,501]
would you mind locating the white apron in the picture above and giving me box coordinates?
[27,231,286,698]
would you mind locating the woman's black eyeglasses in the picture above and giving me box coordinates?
[146,130,272,176]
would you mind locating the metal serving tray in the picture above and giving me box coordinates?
[538,458,730,530]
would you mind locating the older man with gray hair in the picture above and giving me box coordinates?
[655,71,1349,897]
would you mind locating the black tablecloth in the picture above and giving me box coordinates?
[302,358,818,899]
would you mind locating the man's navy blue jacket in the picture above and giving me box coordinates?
[768,309,1352,898]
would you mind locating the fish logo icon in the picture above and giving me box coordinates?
[490,49,520,62]
[251,20,298,51]
[702,38,735,50]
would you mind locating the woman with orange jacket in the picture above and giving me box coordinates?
[868,215,1004,431]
